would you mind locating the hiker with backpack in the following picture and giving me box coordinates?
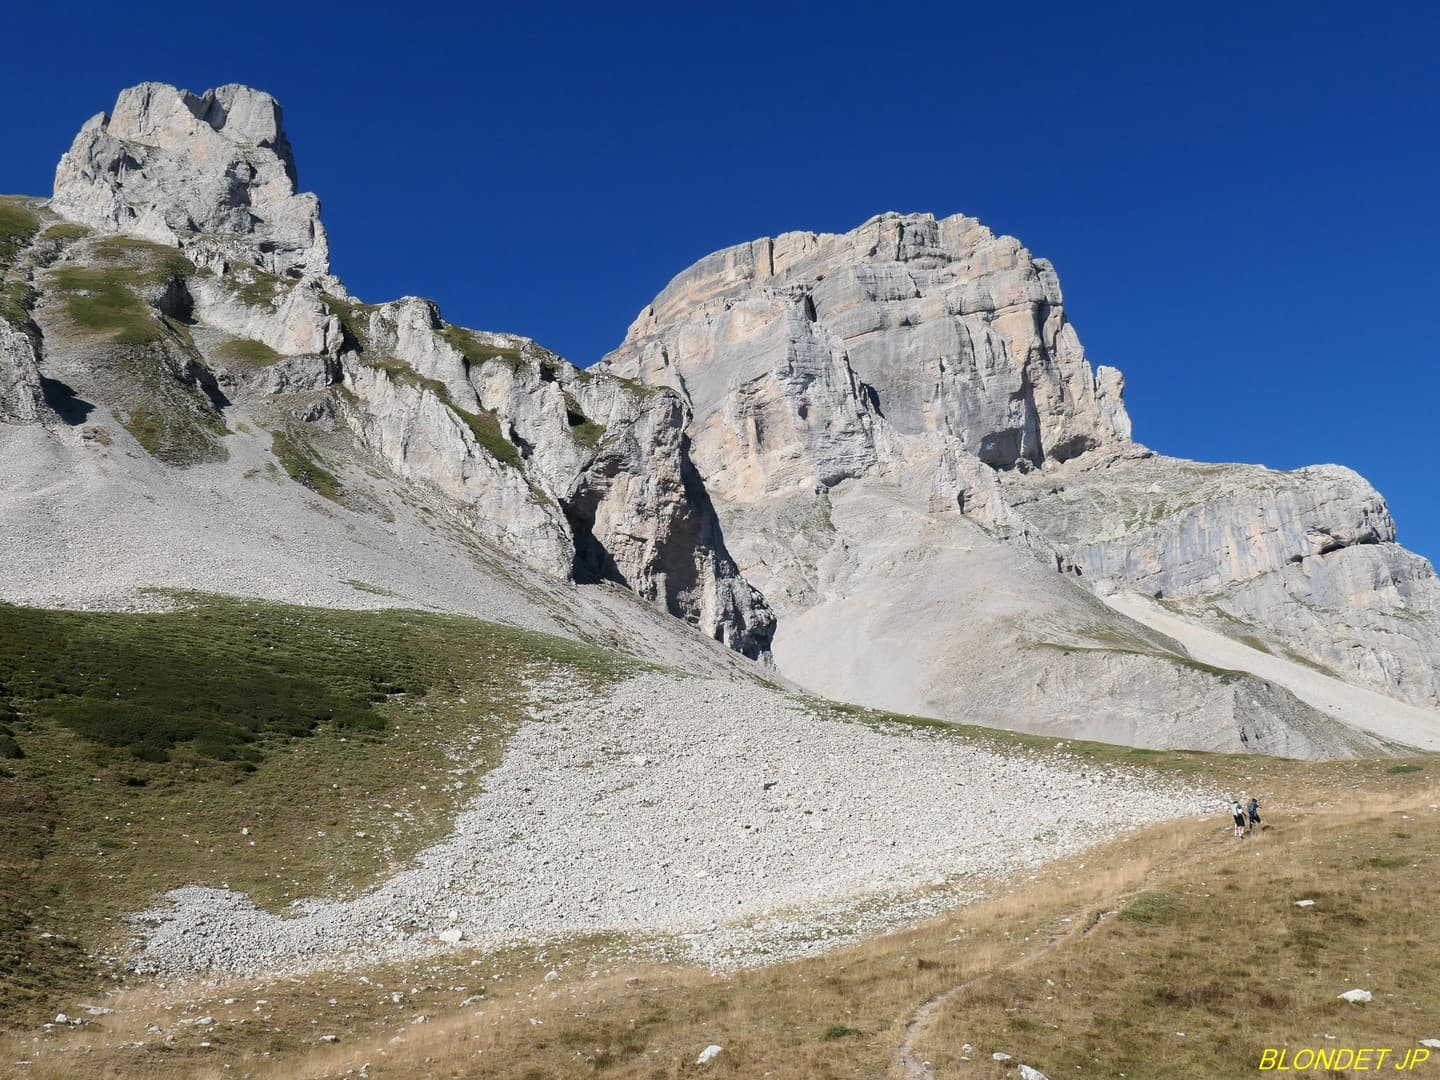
[1246,797,1262,834]
[1231,799,1247,838]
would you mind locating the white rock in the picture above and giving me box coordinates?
[437,929,463,945]
[993,1051,1012,1061]
[1018,1066,1050,1080]
[1294,899,1315,907]
[1419,1039,1440,1049]
[52,83,335,286]
[697,1044,724,1064]
[1339,989,1372,1004]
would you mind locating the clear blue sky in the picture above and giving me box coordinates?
[4,2,1437,562]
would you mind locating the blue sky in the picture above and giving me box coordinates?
[3,2,1437,561]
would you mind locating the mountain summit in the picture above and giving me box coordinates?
[601,211,1440,750]
[52,82,333,285]
[3,82,1438,757]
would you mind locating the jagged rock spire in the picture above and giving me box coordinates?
[51,82,335,286]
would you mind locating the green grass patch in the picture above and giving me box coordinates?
[1386,762,1423,774]
[40,222,90,242]
[232,266,291,307]
[0,600,418,764]
[89,235,194,283]
[1,200,41,326]
[322,292,378,349]
[270,430,344,502]
[53,265,161,342]
[1119,891,1180,925]
[50,237,194,344]
[214,337,283,365]
[119,387,229,466]
[1238,634,1272,654]
[564,392,606,446]
[0,200,40,263]
[0,279,32,328]
[440,323,527,372]
[0,596,635,1025]
[454,401,522,467]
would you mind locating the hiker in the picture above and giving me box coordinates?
[1247,797,1262,834]
[1231,799,1247,838]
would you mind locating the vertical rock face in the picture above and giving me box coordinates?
[0,322,45,423]
[606,212,1132,496]
[605,212,1440,740]
[51,83,334,286]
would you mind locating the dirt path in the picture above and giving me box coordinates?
[894,821,1234,1078]
[894,905,1110,1079]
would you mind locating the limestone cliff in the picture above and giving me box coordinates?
[5,82,1436,754]
[1002,455,1440,705]
[3,82,774,661]
[603,212,1440,747]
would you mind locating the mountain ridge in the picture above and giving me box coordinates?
[3,81,1438,757]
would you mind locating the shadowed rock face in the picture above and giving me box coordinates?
[3,82,776,662]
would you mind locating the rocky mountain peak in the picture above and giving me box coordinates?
[605,211,1132,500]
[51,82,334,287]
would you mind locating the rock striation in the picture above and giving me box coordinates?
[604,213,1440,744]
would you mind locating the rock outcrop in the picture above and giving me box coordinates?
[1003,455,1440,705]
[604,212,1440,747]
[609,212,1131,499]
[0,321,45,423]
[51,83,335,286]
[5,82,1435,753]
[4,83,775,662]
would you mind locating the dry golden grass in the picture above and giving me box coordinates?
[2,720,1435,1079]
[7,771,1435,1080]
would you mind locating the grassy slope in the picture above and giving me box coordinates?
[1,599,1436,1078]
[0,597,630,1028]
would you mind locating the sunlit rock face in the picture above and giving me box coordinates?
[604,210,1440,731]
[52,82,335,286]
[9,82,777,662]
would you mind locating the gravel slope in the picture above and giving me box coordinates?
[0,414,772,682]
[1105,591,1440,751]
[134,672,1212,976]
